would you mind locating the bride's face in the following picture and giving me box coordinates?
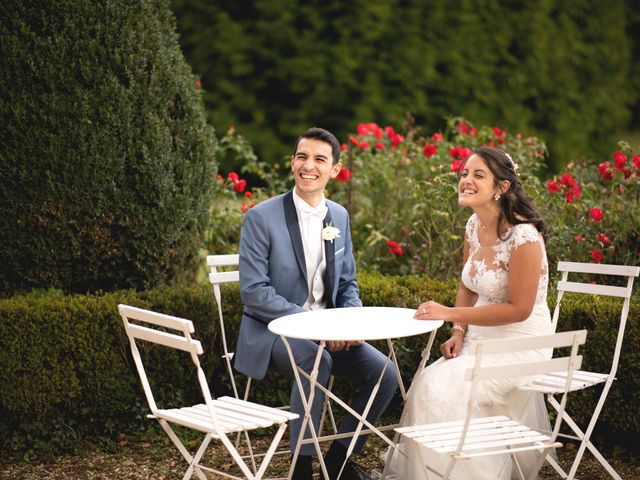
[457,154,501,207]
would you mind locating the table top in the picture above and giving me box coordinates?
[268,306,443,341]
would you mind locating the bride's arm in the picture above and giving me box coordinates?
[420,240,543,326]
[440,237,476,358]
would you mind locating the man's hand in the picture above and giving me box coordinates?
[440,335,464,359]
[326,340,364,352]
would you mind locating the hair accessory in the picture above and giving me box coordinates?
[505,152,520,176]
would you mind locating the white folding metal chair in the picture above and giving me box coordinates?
[519,261,639,480]
[206,254,338,438]
[394,330,587,480]
[118,304,298,480]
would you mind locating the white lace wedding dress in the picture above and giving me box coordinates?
[384,214,553,479]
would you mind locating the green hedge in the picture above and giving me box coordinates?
[1,273,639,455]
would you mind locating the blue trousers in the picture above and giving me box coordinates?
[270,337,398,456]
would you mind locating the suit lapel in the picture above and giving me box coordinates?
[283,190,307,280]
[323,207,336,308]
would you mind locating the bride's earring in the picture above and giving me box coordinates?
[494,193,501,201]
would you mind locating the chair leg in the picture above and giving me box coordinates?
[183,434,213,480]
[233,378,258,474]
[548,395,622,480]
[254,422,289,480]
[157,419,208,480]
[318,374,337,437]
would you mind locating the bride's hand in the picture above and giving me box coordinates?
[440,334,463,359]
[414,301,450,320]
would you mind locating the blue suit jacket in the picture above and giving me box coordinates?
[235,189,362,379]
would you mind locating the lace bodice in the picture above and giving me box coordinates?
[461,214,548,306]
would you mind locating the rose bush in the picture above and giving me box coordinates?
[540,142,640,272]
[203,120,639,281]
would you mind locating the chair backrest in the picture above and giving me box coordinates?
[552,261,639,377]
[459,330,587,454]
[118,304,214,418]
[206,254,241,396]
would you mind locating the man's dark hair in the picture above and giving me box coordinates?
[293,127,341,165]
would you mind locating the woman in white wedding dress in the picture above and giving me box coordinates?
[385,147,553,479]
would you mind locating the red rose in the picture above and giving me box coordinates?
[195,79,202,88]
[423,144,437,158]
[559,173,576,187]
[386,240,403,256]
[233,179,247,193]
[575,235,583,241]
[432,133,444,142]
[457,123,471,134]
[588,208,604,222]
[598,162,613,181]
[547,180,561,193]
[375,142,385,150]
[384,126,396,138]
[450,159,463,173]
[613,150,627,167]
[228,172,239,184]
[357,123,370,136]
[336,168,351,183]
[245,191,253,198]
[492,127,505,137]
[595,233,610,244]
[341,143,348,151]
[391,134,404,148]
[591,250,603,263]
[449,146,472,160]
[571,184,581,200]
[564,190,575,204]
[216,174,223,184]
[632,155,640,169]
[373,126,384,139]
[469,128,477,136]
[359,141,370,150]
[241,202,249,214]
[349,135,360,146]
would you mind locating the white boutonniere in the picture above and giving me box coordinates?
[322,222,341,243]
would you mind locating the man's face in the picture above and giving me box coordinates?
[291,137,341,204]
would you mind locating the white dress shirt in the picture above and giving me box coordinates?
[292,187,327,310]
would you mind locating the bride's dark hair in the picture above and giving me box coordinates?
[466,147,546,239]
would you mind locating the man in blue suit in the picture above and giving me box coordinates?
[235,127,397,480]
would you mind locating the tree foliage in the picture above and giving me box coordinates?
[171,0,633,170]
[0,0,216,295]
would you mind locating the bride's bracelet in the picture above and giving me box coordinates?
[451,325,466,337]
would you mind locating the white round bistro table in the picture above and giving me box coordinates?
[268,306,443,480]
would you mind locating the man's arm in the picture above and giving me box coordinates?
[239,208,305,322]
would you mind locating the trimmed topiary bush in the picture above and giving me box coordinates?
[0,0,216,296]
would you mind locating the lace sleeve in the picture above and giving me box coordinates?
[510,223,542,249]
